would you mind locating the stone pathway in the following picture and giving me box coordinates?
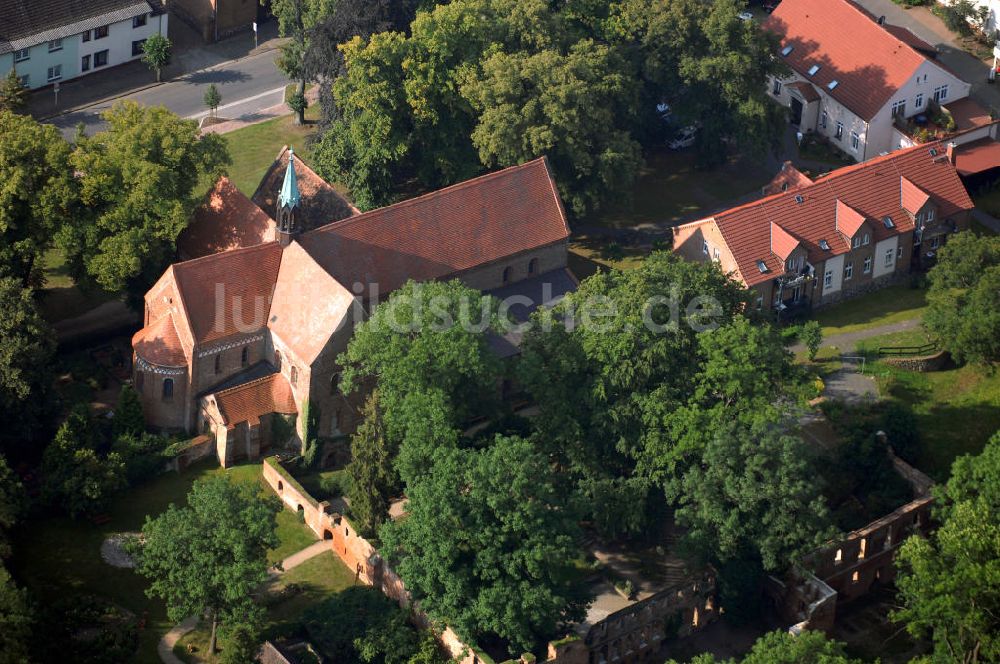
[790,317,922,356]
[157,540,326,663]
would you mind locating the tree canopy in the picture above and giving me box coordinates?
[130,475,280,654]
[673,629,864,664]
[0,111,78,287]
[379,435,587,653]
[0,278,56,458]
[924,232,1000,366]
[893,431,1000,662]
[62,102,230,303]
[312,0,785,214]
[0,566,32,664]
[347,391,396,538]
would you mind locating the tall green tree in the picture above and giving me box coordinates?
[346,391,395,537]
[41,407,126,518]
[272,0,338,123]
[0,278,56,458]
[0,566,33,664]
[112,384,145,439]
[924,232,1000,366]
[339,280,502,484]
[671,629,863,664]
[0,455,24,560]
[203,83,222,119]
[379,435,588,653]
[0,70,28,113]
[141,34,172,82]
[130,475,280,654]
[893,431,1000,663]
[63,102,230,304]
[0,111,78,287]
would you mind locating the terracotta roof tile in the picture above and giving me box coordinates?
[770,222,800,260]
[954,137,1000,176]
[680,142,973,286]
[177,177,276,260]
[212,373,297,427]
[300,157,571,295]
[835,199,867,238]
[764,0,932,120]
[900,177,929,214]
[763,161,813,196]
[786,81,820,103]
[252,146,358,232]
[132,313,187,367]
[882,24,937,57]
[171,243,282,344]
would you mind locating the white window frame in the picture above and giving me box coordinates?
[862,232,870,246]
[773,79,783,95]
[47,38,63,52]
[863,256,872,273]
[702,240,709,255]
[852,236,861,249]
[926,207,935,222]
[844,262,853,280]
[786,256,798,272]
[933,84,949,102]
[850,131,860,151]
[885,248,895,268]
[929,236,941,249]
[915,93,924,109]
[46,65,62,82]
[891,100,906,116]
[835,121,844,140]
[897,246,904,260]
[81,54,90,72]
[824,270,833,289]
[821,110,828,128]
[133,14,148,28]
[13,48,30,62]
[712,247,720,261]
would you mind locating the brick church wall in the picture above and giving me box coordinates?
[455,241,569,291]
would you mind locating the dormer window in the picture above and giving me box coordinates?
[883,216,895,229]
[757,260,769,273]
[819,239,831,251]
[807,64,820,76]
[795,194,804,204]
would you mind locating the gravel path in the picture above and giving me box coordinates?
[790,317,922,355]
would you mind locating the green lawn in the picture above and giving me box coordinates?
[814,284,928,336]
[37,246,116,323]
[875,363,1000,480]
[10,460,316,663]
[582,149,772,229]
[855,327,935,356]
[219,104,330,197]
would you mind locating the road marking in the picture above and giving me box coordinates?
[185,85,287,120]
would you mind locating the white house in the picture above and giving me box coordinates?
[0,0,167,90]
[763,0,973,161]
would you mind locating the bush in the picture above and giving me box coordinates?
[319,473,347,499]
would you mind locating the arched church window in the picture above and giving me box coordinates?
[502,266,512,284]
[290,365,298,386]
[162,378,174,401]
[528,258,538,274]
[330,372,341,395]
[274,350,282,371]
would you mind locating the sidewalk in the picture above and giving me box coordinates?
[29,18,285,120]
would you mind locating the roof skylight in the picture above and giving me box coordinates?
[781,45,794,56]
[819,239,831,250]
[883,216,895,229]
[757,260,769,273]
[827,80,839,90]
[808,64,821,76]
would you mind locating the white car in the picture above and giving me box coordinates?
[738,11,754,21]
[668,125,698,150]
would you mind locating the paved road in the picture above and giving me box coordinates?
[47,49,289,139]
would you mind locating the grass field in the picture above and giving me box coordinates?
[581,149,772,229]
[37,247,116,323]
[10,460,316,663]
[813,284,928,336]
[875,362,1000,480]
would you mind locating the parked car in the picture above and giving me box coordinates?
[668,125,698,150]
[656,102,673,124]
[738,11,754,21]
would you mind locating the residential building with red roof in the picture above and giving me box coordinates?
[673,143,973,313]
[132,153,573,466]
[763,0,975,160]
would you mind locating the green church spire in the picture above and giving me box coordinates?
[278,147,301,210]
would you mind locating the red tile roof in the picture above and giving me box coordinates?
[900,177,929,214]
[786,81,820,103]
[301,157,570,295]
[171,242,282,344]
[177,177,276,260]
[212,373,297,427]
[882,24,937,57]
[770,221,800,260]
[252,146,358,232]
[689,142,973,286]
[835,199,867,238]
[764,0,932,120]
[132,313,187,367]
[763,161,813,196]
[954,137,1000,176]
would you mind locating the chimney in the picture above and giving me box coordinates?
[946,141,956,164]
[877,15,885,25]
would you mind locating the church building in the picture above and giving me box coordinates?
[131,148,574,466]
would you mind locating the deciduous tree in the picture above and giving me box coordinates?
[64,102,230,304]
[0,566,32,664]
[924,232,1000,366]
[130,475,280,655]
[0,111,78,287]
[893,431,1000,663]
[203,83,222,119]
[0,70,28,113]
[670,629,863,663]
[0,278,56,458]
[112,384,145,439]
[379,435,588,653]
[0,455,24,560]
[141,34,172,82]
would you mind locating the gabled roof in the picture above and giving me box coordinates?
[679,142,973,286]
[882,24,937,57]
[132,313,186,367]
[835,199,867,239]
[764,0,934,120]
[301,157,571,296]
[176,177,276,260]
[212,374,297,427]
[268,241,355,365]
[953,137,1000,176]
[786,81,820,103]
[770,222,800,260]
[0,0,155,54]
[171,242,283,344]
[900,176,930,214]
[252,146,357,232]
[763,161,813,196]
